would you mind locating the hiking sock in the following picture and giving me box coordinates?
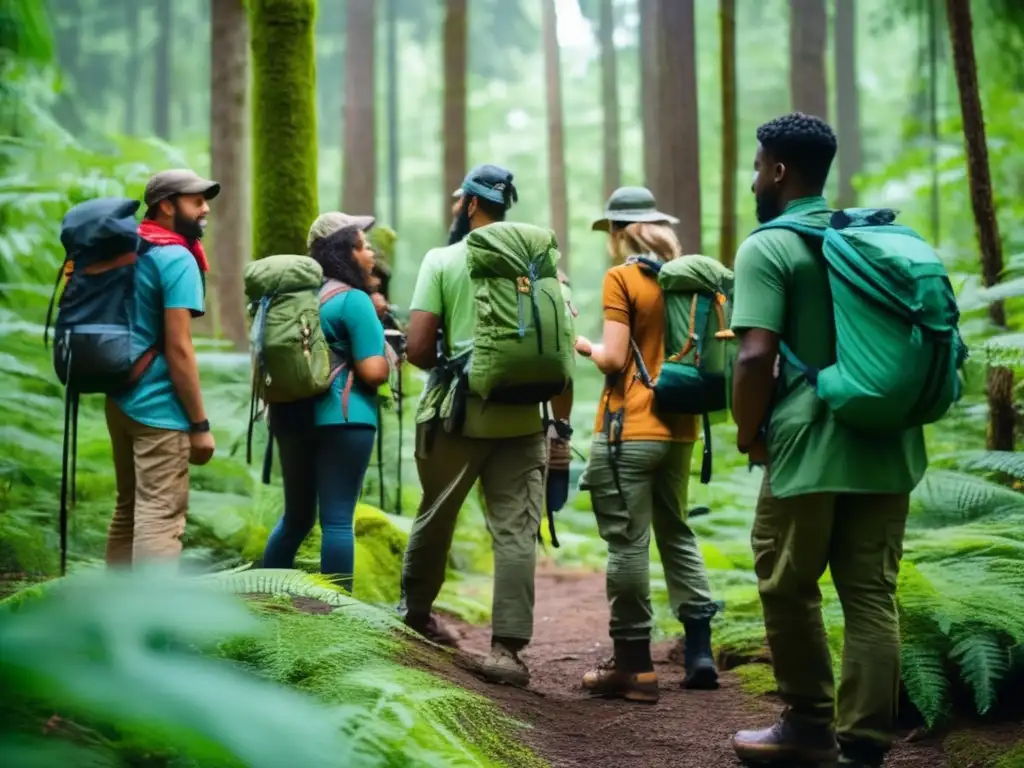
[492,636,527,653]
[613,639,653,673]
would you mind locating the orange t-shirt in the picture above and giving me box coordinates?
[591,262,699,443]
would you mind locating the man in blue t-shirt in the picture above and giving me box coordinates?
[105,169,219,566]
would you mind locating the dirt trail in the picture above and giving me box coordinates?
[431,564,972,768]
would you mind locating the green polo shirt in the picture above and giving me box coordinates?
[410,234,542,439]
[730,196,928,498]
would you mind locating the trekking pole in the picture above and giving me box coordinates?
[377,403,385,510]
[396,363,403,516]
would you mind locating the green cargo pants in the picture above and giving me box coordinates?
[752,476,909,751]
[400,424,546,642]
[580,435,717,641]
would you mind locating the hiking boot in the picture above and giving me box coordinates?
[582,657,660,703]
[732,716,839,764]
[481,642,530,687]
[681,618,720,690]
[404,612,461,648]
[837,739,886,768]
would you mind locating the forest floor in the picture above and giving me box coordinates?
[424,562,1023,768]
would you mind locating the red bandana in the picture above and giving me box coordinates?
[137,220,210,272]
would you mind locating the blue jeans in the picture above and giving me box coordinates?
[262,424,376,591]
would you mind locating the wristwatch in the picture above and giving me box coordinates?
[189,419,211,434]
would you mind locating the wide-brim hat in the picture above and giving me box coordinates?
[591,186,679,232]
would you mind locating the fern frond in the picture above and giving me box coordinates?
[956,451,1024,481]
[204,568,351,608]
[949,631,1011,716]
[900,639,952,728]
[912,470,1024,526]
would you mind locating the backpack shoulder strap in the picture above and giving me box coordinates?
[319,279,352,305]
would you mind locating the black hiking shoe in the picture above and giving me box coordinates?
[681,618,720,690]
[733,716,839,765]
[482,642,530,687]
[404,612,461,648]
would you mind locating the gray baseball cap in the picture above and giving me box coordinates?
[306,211,376,249]
[144,169,221,207]
[591,186,679,232]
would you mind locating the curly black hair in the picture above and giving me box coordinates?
[308,224,371,293]
[756,112,837,191]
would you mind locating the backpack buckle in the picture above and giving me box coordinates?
[516,276,531,294]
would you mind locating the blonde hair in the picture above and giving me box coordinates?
[608,222,682,265]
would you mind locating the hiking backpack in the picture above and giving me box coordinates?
[755,207,967,431]
[44,196,156,575]
[629,254,737,483]
[242,254,353,470]
[464,222,575,404]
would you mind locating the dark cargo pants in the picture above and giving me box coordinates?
[400,424,546,642]
[752,476,909,752]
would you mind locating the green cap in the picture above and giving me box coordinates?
[591,186,679,232]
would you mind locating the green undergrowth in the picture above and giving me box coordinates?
[0,567,544,768]
[943,732,1024,768]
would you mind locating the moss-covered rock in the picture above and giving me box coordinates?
[249,0,319,260]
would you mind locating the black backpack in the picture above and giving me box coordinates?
[44,197,158,574]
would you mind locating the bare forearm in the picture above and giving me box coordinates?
[550,381,573,422]
[587,344,623,375]
[732,355,774,450]
[166,345,206,423]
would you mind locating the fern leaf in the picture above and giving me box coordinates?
[949,631,1011,716]
[205,568,352,608]
[956,451,1024,482]
[912,470,1024,525]
[900,640,952,728]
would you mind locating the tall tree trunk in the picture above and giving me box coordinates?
[543,0,570,270]
[385,0,399,229]
[927,0,941,244]
[655,0,702,253]
[52,0,85,134]
[442,0,467,225]
[123,0,140,135]
[210,0,249,347]
[788,0,828,119]
[154,0,172,139]
[250,0,319,260]
[945,0,1012,451]
[946,0,1005,328]
[598,0,621,202]
[342,0,376,214]
[834,0,862,208]
[639,0,661,195]
[719,0,737,267]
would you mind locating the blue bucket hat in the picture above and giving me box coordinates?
[460,164,518,209]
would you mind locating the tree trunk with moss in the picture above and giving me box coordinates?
[639,0,661,196]
[598,0,621,203]
[250,0,319,261]
[543,0,570,272]
[834,0,863,208]
[442,0,467,226]
[789,0,828,119]
[719,0,737,267]
[342,0,376,215]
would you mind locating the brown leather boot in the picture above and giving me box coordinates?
[404,612,461,648]
[732,717,839,764]
[582,657,660,703]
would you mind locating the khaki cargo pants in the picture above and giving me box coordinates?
[104,398,191,565]
[752,475,910,752]
[400,424,546,642]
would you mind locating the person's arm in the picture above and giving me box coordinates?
[730,238,786,454]
[331,291,389,388]
[576,270,631,374]
[405,251,444,370]
[161,251,207,424]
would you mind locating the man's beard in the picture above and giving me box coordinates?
[447,200,472,245]
[173,210,205,241]
[754,187,783,225]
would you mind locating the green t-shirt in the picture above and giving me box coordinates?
[730,196,928,498]
[410,235,542,439]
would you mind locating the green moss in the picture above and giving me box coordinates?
[943,732,1024,768]
[249,0,319,260]
[733,663,777,696]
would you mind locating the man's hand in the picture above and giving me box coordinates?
[746,438,769,467]
[574,335,593,357]
[189,431,215,466]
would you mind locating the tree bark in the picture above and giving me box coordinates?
[123,0,140,135]
[639,0,661,196]
[210,0,250,347]
[598,0,621,202]
[442,0,468,225]
[342,0,377,215]
[154,0,172,140]
[834,0,862,208]
[655,0,702,254]
[543,0,570,270]
[788,0,828,119]
[945,0,1005,328]
[250,0,319,260]
[986,366,1015,451]
[719,0,737,267]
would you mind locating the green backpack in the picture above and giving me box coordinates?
[243,254,350,406]
[465,222,575,403]
[629,254,736,483]
[755,207,967,431]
